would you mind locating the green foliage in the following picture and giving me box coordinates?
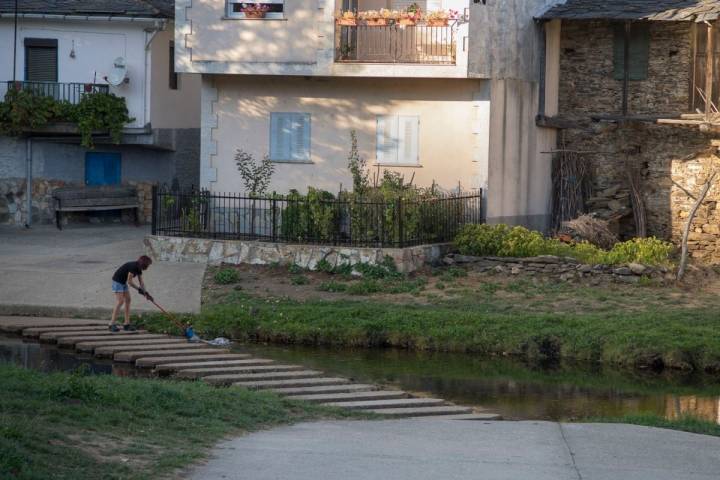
[347,130,369,194]
[318,280,348,292]
[290,274,309,285]
[455,224,674,266]
[288,263,304,274]
[281,188,337,243]
[353,256,402,279]
[214,268,240,285]
[235,149,275,196]
[315,258,335,273]
[0,89,133,148]
[439,266,467,282]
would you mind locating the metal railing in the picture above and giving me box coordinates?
[3,81,109,103]
[336,24,456,64]
[152,187,482,248]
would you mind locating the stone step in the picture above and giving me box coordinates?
[95,342,203,358]
[23,326,108,337]
[204,370,324,386]
[269,384,378,396]
[42,330,149,342]
[287,390,407,403]
[0,319,105,334]
[54,332,155,346]
[175,364,303,379]
[155,358,275,374]
[135,353,251,368]
[233,377,350,390]
[76,338,186,353]
[115,348,228,363]
[364,406,474,418]
[322,398,446,410]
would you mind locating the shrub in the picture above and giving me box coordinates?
[454,224,674,266]
[290,274,309,286]
[214,268,240,284]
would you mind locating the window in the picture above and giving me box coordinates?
[25,38,57,82]
[270,113,311,162]
[169,41,178,90]
[376,115,419,165]
[613,23,650,81]
[226,0,285,19]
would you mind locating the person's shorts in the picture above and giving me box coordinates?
[112,281,129,293]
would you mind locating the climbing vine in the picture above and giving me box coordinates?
[0,88,133,148]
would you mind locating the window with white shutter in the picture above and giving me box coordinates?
[376,115,419,165]
[270,113,311,162]
[24,38,58,82]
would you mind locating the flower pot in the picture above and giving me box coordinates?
[364,18,387,26]
[398,18,416,26]
[244,11,267,19]
[337,18,357,26]
[427,19,448,26]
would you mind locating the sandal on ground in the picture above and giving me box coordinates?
[123,324,137,332]
[108,324,120,332]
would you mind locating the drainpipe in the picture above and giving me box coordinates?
[24,137,32,228]
[143,21,165,128]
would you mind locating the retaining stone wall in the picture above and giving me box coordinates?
[144,235,451,273]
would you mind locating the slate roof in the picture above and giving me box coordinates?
[540,0,720,22]
[0,0,174,18]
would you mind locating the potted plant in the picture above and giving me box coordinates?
[336,10,357,26]
[241,3,270,19]
[425,9,457,26]
[380,8,400,25]
[360,10,385,26]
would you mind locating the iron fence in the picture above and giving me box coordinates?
[152,187,482,248]
[4,81,110,104]
[336,24,456,64]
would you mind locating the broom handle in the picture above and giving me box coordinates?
[149,299,186,331]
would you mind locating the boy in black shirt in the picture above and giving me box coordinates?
[110,255,153,332]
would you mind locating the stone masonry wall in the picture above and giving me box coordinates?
[0,178,155,226]
[556,21,720,262]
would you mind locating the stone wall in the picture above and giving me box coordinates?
[556,20,720,262]
[0,178,155,226]
[144,235,452,273]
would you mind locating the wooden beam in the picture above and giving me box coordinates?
[705,23,714,120]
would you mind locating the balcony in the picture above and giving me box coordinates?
[335,23,457,65]
[2,81,109,104]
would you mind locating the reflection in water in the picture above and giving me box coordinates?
[0,335,148,378]
[240,343,720,424]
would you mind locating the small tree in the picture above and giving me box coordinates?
[347,130,369,194]
[235,149,275,196]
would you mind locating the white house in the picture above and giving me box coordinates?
[0,0,201,225]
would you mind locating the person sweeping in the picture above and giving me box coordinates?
[109,255,154,332]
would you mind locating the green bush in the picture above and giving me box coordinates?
[290,274,309,286]
[214,268,240,284]
[455,224,674,266]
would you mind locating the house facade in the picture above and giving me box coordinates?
[176,0,561,231]
[539,0,720,261]
[0,0,201,225]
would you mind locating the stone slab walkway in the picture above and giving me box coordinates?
[1,316,497,419]
[186,419,720,480]
[0,225,204,314]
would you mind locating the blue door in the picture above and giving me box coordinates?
[85,152,121,186]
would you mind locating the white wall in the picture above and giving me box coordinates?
[0,18,161,128]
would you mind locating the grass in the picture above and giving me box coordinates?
[138,284,720,372]
[587,414,720,438]
[0,363,359,480]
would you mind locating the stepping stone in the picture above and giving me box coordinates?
[287,390,407,403]
[155,358,275,374]
[0,318,105,333]
[51,332,153,345]
[76,338,186,353]
[364,406,474,418]
[23,326,108,337]
[136,353,251,368]
[203,370,323,386]
[115,348,227,363]
[233,377,350,390]
[175,364,303,379]
[322,398,446,410]
[269,384,378,396]
[97,343,208,358]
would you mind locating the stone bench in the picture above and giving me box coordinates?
[52,186,140,230]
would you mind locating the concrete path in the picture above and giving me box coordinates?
[187,419,720,480]
[0,225,204,314]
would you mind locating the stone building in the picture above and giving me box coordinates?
[539,0,720,261]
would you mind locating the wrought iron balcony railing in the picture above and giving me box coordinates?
[335,24,456,65]
[3,81,110,104]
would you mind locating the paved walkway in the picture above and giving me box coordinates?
[0,225,204,314]
[187,419,720,480]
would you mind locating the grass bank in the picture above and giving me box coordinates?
[0,363,356,480]
[587,414,720,438]
[137,288,720,373]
